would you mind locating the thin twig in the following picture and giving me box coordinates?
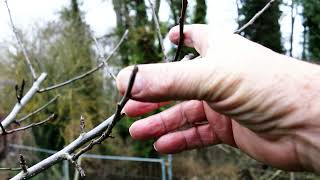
[0,123,7,135]
[0,167,22,171]
[11,67,139,180]
[38,30,129,93]
[173,0,188,62]
[72,66,139,160]
[16,95,59,123]
[15,79,25,104]
[4,0,37,80]
[148,0,168,62]
[5,114,57,135]
[234,0,276,34]
[93,36,116,80]
[65,154,85,177]
[80,115,85,134]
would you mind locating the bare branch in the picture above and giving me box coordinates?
[5,114,57,135]
[15,79,25,104]
[173,0,188,62]
[234,0,276,34]
[0,167,22,171]
[93,36,116,80]
[80,115,85,134]
[11,67,139,180]
[0,123,7,135]
[16,95,59,123]
[19,154,28,173]
[4,0,37,80]
[65,154,86,177]
[1,73,47,133]
[72,66,138,160]
[38,30,129,93]
[148,0,168,62]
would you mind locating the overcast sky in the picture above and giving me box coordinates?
[0,0,303,57]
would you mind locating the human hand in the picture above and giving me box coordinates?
[116,24,320,172]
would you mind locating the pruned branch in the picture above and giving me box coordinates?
[234,0,276,34]
[16,95,59,123]
[38,30,129,93]
[5,114,57,135]
[148,0,168,62]
[4,0,37,80]
[173,0,188,62]
[11,67,139,180]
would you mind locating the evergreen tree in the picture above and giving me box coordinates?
[193,0,207,24]
[238,0,283,53]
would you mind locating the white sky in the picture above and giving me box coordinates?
[0,0,303,57]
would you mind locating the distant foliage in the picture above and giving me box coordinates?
[238,0,284,53]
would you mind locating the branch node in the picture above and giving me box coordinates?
[19,154,28,174]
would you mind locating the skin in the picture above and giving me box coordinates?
[116,24,320,173]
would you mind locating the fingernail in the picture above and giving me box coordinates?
[153,143,159,152]
[118,68,144,95]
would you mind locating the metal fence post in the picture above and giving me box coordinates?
[161,158,167,180]
[168,154,173,180]
[63,160,70,180]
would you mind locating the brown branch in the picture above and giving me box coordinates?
[15,79,25,104]
[234,0,276,34]
[72,66,139,160]
[5,114,57,135]
[0,123,7,135]
[173,0,188,62]
[4,0,37,80]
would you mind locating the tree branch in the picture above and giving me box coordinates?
[72,66,138,160]
[234,0,276,34]
[11,67,139,180]
[16,95,59,123]
[4,0,37,80]
[38,30,129,93]
[173,0,188,62]
[0,167,22,171]
[1,73,47,133]
[5,114,57,135]
[148,0,168,62]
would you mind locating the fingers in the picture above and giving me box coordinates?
[117,59,225,102]
[123,100,171,117]
[169,24,209,56]
[129,100,206,140]
[153,124,221,154]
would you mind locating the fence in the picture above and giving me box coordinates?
[7,144,173,180]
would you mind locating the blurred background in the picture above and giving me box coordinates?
[0,0,319,179]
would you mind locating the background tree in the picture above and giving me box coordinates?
[238,0,284,53]
[301,0,320,61]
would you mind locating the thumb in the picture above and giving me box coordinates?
[169,24,209,56]
[116,60,238,102]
